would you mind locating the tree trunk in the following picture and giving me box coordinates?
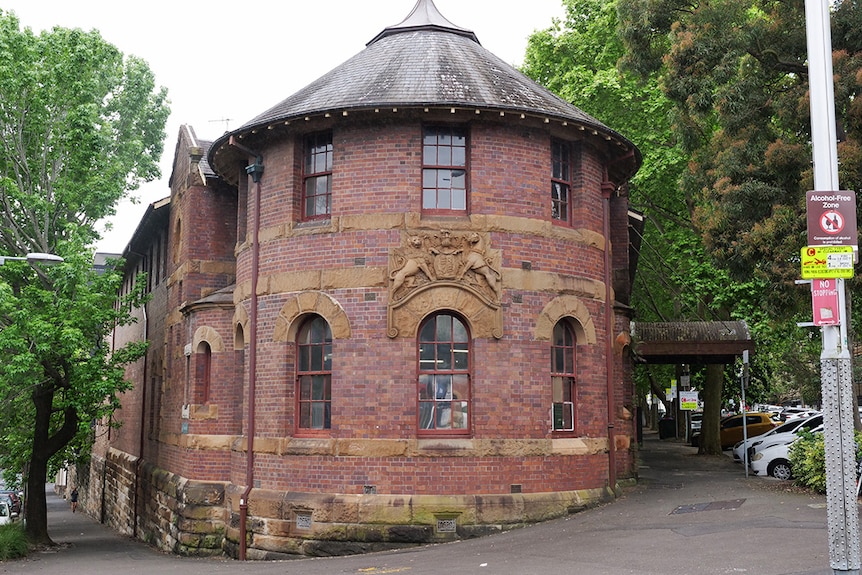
[698,363,724,455]
[25,382,78,546]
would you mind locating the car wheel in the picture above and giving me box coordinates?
[768,459,793,481]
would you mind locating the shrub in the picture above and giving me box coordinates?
[0,523,29,560]
[790,429,862,494]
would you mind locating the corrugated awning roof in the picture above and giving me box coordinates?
[631,321,753,364]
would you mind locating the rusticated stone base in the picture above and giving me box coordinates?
[220,484,616,558]
[95,452,617,559]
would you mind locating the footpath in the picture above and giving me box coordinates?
[1,432,845,575]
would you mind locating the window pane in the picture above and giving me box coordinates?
[419,402,435,429]
[435,375,452,399]
[451,169,465,189]
[436,344,452,369]
[436,316,452,340]
[438,146,451,165]
[423,189,437,209]
[453,343,468,370]
[452,190,466,210]
[420,320,436,341]
[452,146,466,166]
[423,169,437,188]
[452,374,469,399]
[453,401,468,429]
[300,375,312,400]
[452,318,468,341]
[437,189,451,209]
[419,374,434,399]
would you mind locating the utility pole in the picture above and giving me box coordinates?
[804,1,860,573]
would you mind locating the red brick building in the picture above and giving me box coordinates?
[87,0,642,558]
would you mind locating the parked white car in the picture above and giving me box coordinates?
[0,501,12,525]
[731,414,821,463]
[749,437,798,480]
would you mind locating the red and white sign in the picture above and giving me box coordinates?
[807,191,857,248]
[811,279,840,325]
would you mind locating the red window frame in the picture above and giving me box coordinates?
[417,313,471,435]
[551,140,571,224]
[551,321,576,432]
[302,131,333,220]
[422,126,468,214]
[296,316,333,431]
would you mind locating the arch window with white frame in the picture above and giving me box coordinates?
[296,315,333,430]
[551,320,577,431]
[418,313,470,434]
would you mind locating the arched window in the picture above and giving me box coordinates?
[551,320,577,431]
[418,313,470,434]
[296,316,332,430]
[195,341,212,404]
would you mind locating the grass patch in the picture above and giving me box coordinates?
[0,522,29,560]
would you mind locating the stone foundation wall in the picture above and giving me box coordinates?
[90,448,619,559]
[222,483,615,559]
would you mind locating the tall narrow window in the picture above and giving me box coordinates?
[418,313,470,433]
[551,321,576,431]
[551,140,571,223]
[303,131,333,219]
[195,342,212,404]
[423,126,467,212]
[297,316,332,430]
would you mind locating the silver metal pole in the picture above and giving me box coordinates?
[804,0,860,572]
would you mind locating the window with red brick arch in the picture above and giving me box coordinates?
[296,316,332,430]
[551,320,576,432]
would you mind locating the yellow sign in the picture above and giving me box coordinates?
[801,245,854,279]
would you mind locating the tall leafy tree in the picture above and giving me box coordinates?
[522,0,772,453]
[0,11,168,545]
[617,0,862,419]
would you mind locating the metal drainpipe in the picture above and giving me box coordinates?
[230,136,263,561]
[601,178,617,491]
[600,149,634,492]
[133,302,148,538]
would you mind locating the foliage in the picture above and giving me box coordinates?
[617,0,862,314]
[521,0,819,420]
[790,430,862,493]
[0,523,29,560]
[0,10,167,545]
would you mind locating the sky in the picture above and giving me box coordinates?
[1,0,566,253]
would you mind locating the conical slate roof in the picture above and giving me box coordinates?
[209,0,639,177]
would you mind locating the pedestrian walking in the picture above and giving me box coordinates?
[70,486,78,513]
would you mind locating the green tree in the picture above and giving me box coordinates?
[522,0,773,454]
[618,0,862,309]
[0,11,168,545]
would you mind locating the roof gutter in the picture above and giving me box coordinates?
[230,136,264,561]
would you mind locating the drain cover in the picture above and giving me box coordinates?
[671,499,745,514]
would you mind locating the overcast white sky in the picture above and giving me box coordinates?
[1,0,566,253]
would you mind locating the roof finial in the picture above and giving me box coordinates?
[368,0,479,45]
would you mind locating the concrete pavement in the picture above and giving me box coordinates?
[2,431,844,574]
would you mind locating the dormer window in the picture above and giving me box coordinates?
[422,126,467,213]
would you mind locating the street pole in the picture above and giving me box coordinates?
[804,0,860,572]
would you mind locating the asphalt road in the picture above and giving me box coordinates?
[2,432,844,575]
